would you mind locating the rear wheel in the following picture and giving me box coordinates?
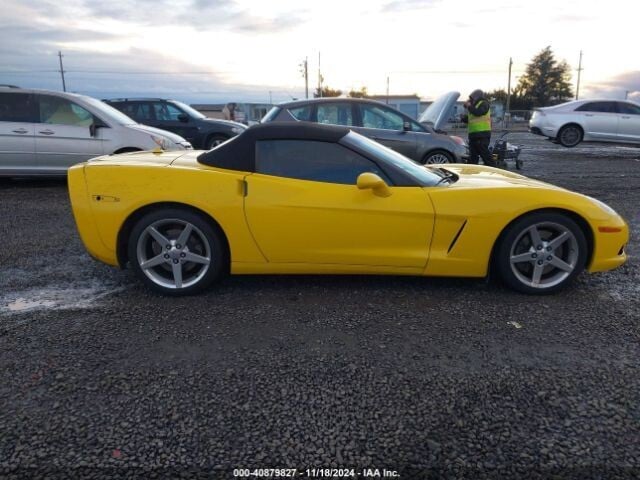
[128,208,226,295]
[557,125,583,147]
[496,212,587,294]
[423,150,453,164]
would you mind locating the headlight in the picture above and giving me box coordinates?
[450,135,467,146]
[231,126,244,134]
[150,135,171,150]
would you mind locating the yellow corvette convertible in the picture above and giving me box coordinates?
[68,122,628,296]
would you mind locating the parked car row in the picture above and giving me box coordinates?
[3,83,638,177]
[0,86,472,177]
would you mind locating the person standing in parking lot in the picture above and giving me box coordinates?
[463,89,496,167]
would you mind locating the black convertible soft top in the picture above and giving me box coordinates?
[197,122,351,172]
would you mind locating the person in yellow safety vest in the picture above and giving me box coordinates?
[462,89,496,167]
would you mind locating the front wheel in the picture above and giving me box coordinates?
[496,212,587,294]
[128,208,226,295]
[423,150,453,164]
[557,125,583,148]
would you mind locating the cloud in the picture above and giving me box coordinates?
[78,0,306,34]
[382,0,441,12]
[583,71,640,101]
[0,0,306,102]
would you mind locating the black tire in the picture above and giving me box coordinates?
[127,208,227,296]
[422,149,453,165]
[557,124,583,148]
[496,212,588,295]
[205,134,229,150]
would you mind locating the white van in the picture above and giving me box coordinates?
[0,86,192,176]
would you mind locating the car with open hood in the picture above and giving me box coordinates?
[261,92,468,164]
[0,86,191,176]
[68,122,628,296]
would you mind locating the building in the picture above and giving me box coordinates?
[368,95,421,120]
[191,102,273,125]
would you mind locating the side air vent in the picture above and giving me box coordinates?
[448,220,468,254]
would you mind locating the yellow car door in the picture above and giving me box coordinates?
[243,138,434,268]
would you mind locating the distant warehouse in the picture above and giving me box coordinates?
[191,102,272,125]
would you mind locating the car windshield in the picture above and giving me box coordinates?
[171,100,206,119]
[341,131,443,186]
[80,95,139,125]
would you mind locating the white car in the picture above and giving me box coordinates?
[0,86,192,176]
[529,99,640,147]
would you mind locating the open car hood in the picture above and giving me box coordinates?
[418,91,460,130]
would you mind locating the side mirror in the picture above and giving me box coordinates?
[90,117,107,137]
[177,113,189,123]
[357,172,392,197]
[402,120,412,132]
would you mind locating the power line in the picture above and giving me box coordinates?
[390,69,525,74]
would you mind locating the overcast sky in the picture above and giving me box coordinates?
[1,0,638,104]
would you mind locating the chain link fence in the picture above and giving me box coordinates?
[444,110,534,134]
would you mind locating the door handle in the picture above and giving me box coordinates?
[621,115,631,119]
[585,114,594,117]
[12,128,28,134]
[39,129,55,135]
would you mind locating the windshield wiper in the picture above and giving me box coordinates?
[432,167,457,186]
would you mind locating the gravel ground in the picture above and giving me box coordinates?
[1,134,639,479]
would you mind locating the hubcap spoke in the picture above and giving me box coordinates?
[140,253,167,270]
[183,251,210,265]
[528,226,542,247]
[176,224,193,247]
[548,231,570,251]
[511,252,534,264]
[172,262,183,288]
[531,263,544,285]
[148,227,169,246]
[549,256,573,272]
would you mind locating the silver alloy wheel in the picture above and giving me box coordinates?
[509,221,579,289]
[425,153,450,164]
[559,126,581,147]
[208,137,227,149]
[136,218,212,289]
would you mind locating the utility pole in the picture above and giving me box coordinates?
[58,51,66,92]
[575,50,583,100]
[386,76,390,104]
[318,52,322,98]
[299,57,309,99]
[304,57,308,99]
[269,90,273,104]
[506,57,513,114]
